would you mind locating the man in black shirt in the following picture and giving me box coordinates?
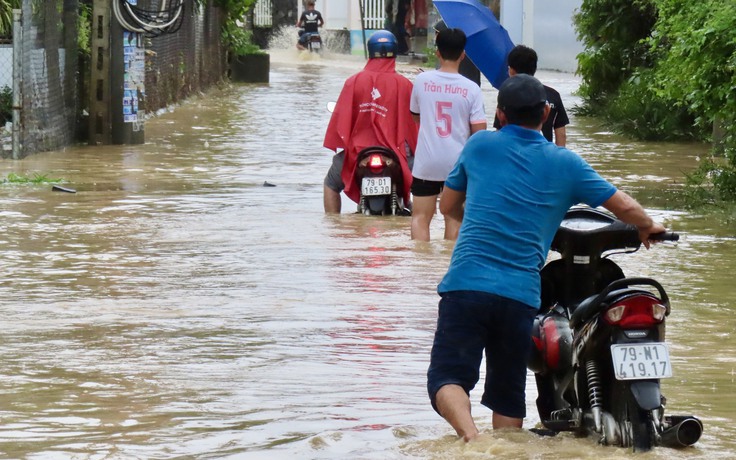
[296,1,324,51]
[493,45,570,146]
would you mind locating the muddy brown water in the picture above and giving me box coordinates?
[0,48,733,459]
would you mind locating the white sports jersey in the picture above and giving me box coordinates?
[410,70,486,181]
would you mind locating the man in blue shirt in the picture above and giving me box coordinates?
[426,74,667,441]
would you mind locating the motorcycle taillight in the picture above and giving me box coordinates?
[368,154,385,173]
[603,295,667,327]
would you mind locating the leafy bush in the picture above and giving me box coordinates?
[645,0,736,143]
[573,0,657,109]
[222,21,264,56]
[606,70,700,141]
[0,0,20,39]
[215,0,264,56]
[575,0,736,203]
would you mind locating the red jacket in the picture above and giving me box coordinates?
[323,58,418,204]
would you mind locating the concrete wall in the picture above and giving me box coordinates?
[502,0,583,73]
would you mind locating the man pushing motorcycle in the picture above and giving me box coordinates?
[323,31,418,213]
[427,74,668,441]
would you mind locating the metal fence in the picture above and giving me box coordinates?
[4,0,80,159]
[363,0,387,30]
[143,3,227,112]
[0,40,12,156]
[253,0,273,28]
[2,0,228,158]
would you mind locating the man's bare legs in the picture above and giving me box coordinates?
[435,384,479,441]
[411,194,438,241]
[493,412,523,429]
[323,185,341,213]
[435,384,523,441]
[443,213,462,240]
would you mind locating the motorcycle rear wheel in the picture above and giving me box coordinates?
[613,384,655,452]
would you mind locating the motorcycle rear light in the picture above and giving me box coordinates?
[603,297,666,327]
[369,154,385,173]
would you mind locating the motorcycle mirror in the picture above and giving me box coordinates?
[326,101,336,113]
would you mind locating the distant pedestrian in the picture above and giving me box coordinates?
[493,45,569,146]
[409,27,486,241]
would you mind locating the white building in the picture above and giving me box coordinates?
[297,0,582,72]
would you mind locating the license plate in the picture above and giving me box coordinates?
[611,343,672,380]
[361,177,391,196]
[311,41,321,49]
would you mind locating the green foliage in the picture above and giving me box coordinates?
[645,0,736,143]
[0,85,11,124]
[0,0,20,38]
[0,172,63,184]
[216,0,264,55]
[215,0,258,20]
[222,20,264,55]
[645,0,736,203]
[605,70,700,141]
[78,2,91,57]
[575,0,736,202]
[422,47,437,69]
[573,0,657,108]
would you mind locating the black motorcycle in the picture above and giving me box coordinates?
[298,29,322,52]
[353,146,410,216]
[528,206,702,451]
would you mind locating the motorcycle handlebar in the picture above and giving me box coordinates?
[650,231,679,242]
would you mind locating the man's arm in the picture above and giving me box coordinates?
[470,121,487,135]
[439,186,466,223]
[554,126,567,147]
[601,190,666,249]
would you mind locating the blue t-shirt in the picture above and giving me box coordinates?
[438,125,617,308]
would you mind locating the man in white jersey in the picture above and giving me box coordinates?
[409,27,486,241]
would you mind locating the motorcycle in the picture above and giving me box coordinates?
[528,205,703,452]
[298,29,322,53]
[325,102,412,216]
[353,146,410,216]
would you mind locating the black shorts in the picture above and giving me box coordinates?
[427,290,537,419]
[411,177,444,197]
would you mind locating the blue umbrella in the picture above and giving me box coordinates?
[433,0,515,89]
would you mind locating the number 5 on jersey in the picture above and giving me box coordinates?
[436,101,452,138]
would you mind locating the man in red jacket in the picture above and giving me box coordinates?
[323,31,418,213]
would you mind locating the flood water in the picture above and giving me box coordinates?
[0,46,734,460]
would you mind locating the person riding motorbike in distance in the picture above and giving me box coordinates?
[296,1,324,51]
[322,30,418,213]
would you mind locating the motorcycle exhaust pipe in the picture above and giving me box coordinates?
[659,416,703,448]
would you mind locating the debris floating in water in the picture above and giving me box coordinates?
[263,181,276,187]
[52,185,77,193]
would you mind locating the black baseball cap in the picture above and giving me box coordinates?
[497,74,547,110]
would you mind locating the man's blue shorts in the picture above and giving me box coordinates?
[427,290,537,419]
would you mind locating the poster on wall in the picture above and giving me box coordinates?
[122,31,145,123]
